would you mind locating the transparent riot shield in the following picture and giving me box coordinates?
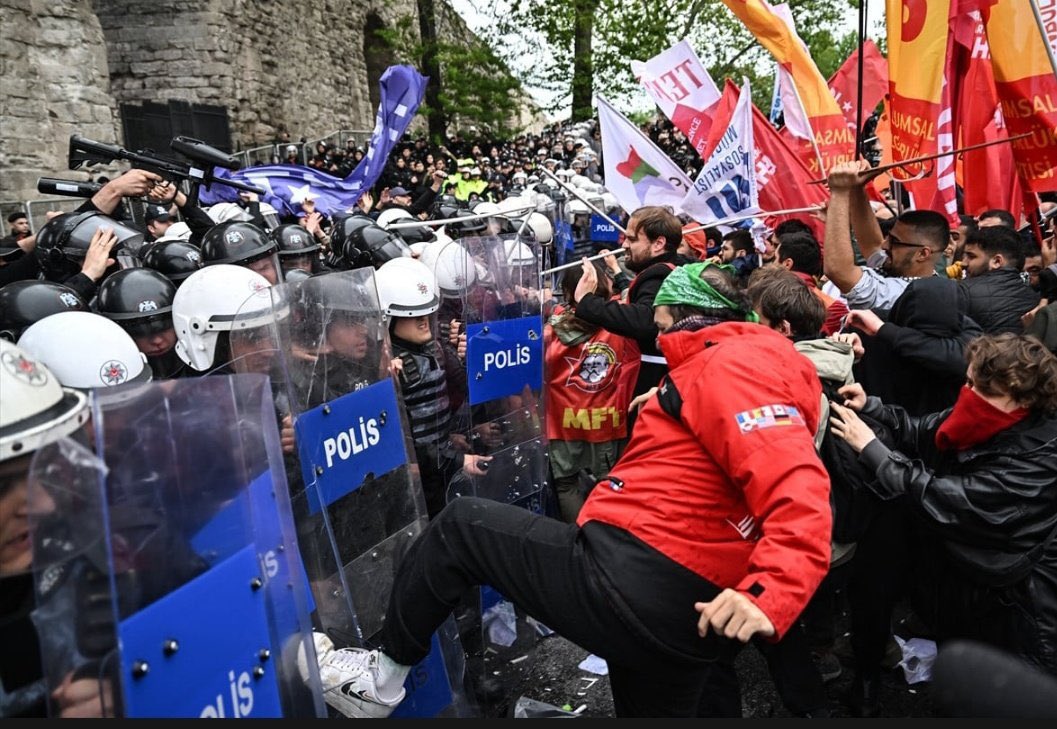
[26,376,325,718]
[244,269,469,717]
[451,233,548,513]
[445,234,551,709]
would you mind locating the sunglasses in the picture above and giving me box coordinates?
[886,233,933,249]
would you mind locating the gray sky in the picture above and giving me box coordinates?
[449,0,887,120]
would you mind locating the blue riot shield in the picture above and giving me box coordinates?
[246,269,470,717]
[26,376,325,718]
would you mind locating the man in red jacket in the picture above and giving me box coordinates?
[305,262,832,718]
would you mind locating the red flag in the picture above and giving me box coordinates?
[827,40,889,133]
[955,8,1023,218]
[984,0,1057,194]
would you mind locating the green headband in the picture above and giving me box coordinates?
[654,262,759,322]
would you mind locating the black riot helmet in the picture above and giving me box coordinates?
[392,223,436,246]
[200,220,282,285]
[34,210,145,282]
[272,223,321,274]
[140,239,203,285]
[346,221,413,268]
[0,280,87,342]
[331,213,382,269]
[94,268,177,338]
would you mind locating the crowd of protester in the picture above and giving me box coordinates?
[2,113,1057,720]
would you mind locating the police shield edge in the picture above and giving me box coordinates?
[246,270,469,717]
[26,376,324,718]
[449,233,551,685]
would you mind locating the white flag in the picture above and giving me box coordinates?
[679,79,761,225]
[632,40,722,157]
[596,95,694,215]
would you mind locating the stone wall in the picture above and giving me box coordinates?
[0,0,545,205]
[0,0,121,207]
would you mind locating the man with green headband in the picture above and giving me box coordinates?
[326,260,832,719]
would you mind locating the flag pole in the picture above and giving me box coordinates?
[539,167,628,234]
[682,205,825,234]
[807,132,1034,185]
[855,0,867,159]
[540,248,626,277]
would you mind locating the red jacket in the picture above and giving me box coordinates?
[577,323,832,638]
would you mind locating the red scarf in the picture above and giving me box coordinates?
[935,386,1030,451]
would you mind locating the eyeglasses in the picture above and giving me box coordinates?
[886,233,933,249]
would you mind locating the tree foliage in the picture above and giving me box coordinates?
[377,9,524,141]
[469,0,869,117]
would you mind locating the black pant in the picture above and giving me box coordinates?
[378,497,734,717]
[848,502,915,677]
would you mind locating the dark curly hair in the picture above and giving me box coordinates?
[966,333,1057,415]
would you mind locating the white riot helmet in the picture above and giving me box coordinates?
[204,202,253,224]
[17,311,152,390]
[0,339,90,463]
[601,192,620,214]
[525,213,554,246]
[566,199,591,216]
[155,221,192,243]
[496,196,532,222]
[374,257,440,318]
[555,169,575,181]
[503,239,537,267]
[376,207,416,230]
[419,239,477,297]
[570,174,592,189]
[171,264,273,371]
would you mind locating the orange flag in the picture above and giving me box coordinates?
[984,0,1057,194]
[886,0,953,215]
[719,0,854,176]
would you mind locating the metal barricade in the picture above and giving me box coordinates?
[26,198,83,232]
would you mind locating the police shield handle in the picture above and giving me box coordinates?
[806,133,1034,184]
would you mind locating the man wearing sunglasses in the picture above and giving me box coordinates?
[823,160,948,310]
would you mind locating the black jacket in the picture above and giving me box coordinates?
[859,399,1057,671]
[574,252,680,399]
[960,267,1040,334]
[856,276,982,415]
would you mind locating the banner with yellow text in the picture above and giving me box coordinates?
[985,0,1057,193]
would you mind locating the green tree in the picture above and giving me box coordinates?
[377,9,524,142]
[473,0,867,117]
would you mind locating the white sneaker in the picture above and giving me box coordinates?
[317,645,405,718]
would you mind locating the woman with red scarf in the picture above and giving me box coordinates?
[830,333,1057,678]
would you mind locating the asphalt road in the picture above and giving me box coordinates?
[470,604,935,719]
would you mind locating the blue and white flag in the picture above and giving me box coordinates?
[200,65,428,217]
[679,79,761,226]
[768,64,784,125]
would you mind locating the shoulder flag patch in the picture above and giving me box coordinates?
[735,404,805,433]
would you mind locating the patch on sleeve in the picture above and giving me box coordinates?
[734,404,805,433]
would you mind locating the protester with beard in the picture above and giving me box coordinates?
[824,161,947,310]
[569,206,682,425]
